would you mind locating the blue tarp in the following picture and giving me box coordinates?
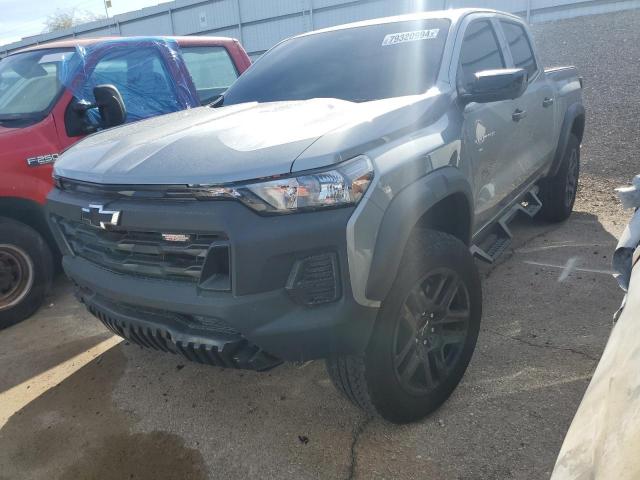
[60,37,199,125]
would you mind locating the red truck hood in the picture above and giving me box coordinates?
[0,125,18,136]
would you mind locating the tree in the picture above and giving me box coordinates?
[43,8,106,33]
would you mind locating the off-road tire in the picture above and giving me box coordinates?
[538,134,580,222]
[327,230,482,424]
[0,218,53,329]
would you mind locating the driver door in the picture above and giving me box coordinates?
[457,19,519,232]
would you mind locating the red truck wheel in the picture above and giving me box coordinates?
[0,218,53,329]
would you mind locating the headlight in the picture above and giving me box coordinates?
[192,155,374,214]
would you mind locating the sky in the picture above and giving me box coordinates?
[0,0,173,47]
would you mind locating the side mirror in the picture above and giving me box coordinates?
[458,68,527,105]
[93,84,126,128]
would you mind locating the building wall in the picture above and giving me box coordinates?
[3,0,639,57]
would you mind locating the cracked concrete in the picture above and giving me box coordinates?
[346,416,372,480]
[484,329,600,363]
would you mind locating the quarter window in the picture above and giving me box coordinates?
[182,46,238,104]
[459,21,505,89]
[500,21,537,79]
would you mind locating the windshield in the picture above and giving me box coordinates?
[0,48,76,121]
[223,18,450,105]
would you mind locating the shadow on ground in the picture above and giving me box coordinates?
[0,279,112,395]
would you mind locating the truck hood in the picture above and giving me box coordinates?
[54,92,448,185]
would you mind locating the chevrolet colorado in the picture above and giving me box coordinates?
[47,9,584,423]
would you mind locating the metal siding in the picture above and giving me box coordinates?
[242,15,309,52]
[312,0,357,8]
[532,0,640,21]
[313,0,408,29]
[197,27,241,39]
[446,0,527,11]
[240,0,307,23]
[75,27,118,38]
[119,15,173,36]
[172,0,238,35]
[3,0,640,56]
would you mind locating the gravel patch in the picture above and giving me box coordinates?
[532,9,640,222]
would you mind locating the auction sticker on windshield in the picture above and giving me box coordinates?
[382,29,440,46]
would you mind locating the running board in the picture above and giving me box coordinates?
[470,187,542,263]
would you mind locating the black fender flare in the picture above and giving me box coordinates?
[549,103,585,177]
[365,167,473,301]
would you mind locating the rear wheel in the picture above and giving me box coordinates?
[538,134,580,222]
[327,230,482,423]
[0,218,53,329]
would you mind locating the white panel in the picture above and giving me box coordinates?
[240,0,306,23]
[75,27,118,38]
[312,0,358,8]
[313,0,408,29]
[119,14,174,36]
[198,27,241,39]
[446,0,527,13]
[531,0,640,22]
[242,15,308,52]
[535,0,592,8]
[172,0,238,35]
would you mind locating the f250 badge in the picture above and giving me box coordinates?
[26,153,59,167]
[475,121,496,146]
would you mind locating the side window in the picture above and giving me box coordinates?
[500,21,537,80]
[181,46,239,104]
[458,20,505,89]
[85,48,180,122]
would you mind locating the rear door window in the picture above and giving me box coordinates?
[181,46,238,104]
[499,21,538,80]
[458,20,505,89]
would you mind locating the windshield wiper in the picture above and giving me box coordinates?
[0,113,42,121]
[0,113,45,126]
[210,95,224,108]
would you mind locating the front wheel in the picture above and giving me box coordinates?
[327,230,482,424]
[0,218,53,329]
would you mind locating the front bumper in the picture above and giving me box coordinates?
[47,187,378,367]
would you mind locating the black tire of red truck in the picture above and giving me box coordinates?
[538,134,581,223]
[326,229,482,424]
[0,218,53,329]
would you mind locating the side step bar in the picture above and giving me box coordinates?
[470,187,542,263]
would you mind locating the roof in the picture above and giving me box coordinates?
[295,8,521,39]
[12,36,238,55]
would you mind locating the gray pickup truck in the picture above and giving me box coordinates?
[47,8,584,423]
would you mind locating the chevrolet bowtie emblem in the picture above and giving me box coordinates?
[81,204,121,229]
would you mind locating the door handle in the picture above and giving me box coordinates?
[512,109,527,122]
[542,97,554,108]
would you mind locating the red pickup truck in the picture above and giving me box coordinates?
[0,36,251,328]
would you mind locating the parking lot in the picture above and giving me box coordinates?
[1,9,638,480]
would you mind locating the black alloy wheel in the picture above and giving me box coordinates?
[393,268,470,395]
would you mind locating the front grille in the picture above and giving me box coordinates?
[55,216,222,282]
[56,177,205,201]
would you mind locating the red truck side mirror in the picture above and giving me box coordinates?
[93,84,127,128]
